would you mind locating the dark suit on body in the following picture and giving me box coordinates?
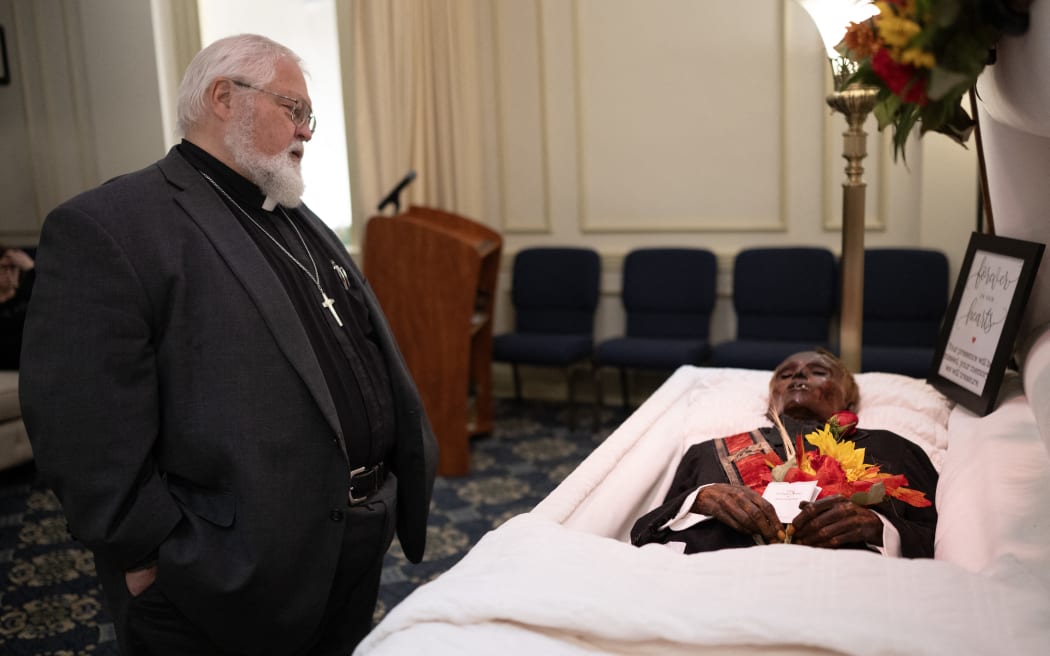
[20,147,437,654]
[631,423,938,558]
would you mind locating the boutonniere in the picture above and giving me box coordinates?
[827,410,858,439]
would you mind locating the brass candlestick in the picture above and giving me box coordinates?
[826,75,878,374]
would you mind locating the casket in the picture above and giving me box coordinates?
[357,367,1050,655]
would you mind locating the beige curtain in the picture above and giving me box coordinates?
[347,0,490,225]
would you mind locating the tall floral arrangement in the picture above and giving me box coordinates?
[837,0,1032,160]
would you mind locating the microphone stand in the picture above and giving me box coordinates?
[376,170,417,215]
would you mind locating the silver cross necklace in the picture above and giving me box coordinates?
[199,170,343,327]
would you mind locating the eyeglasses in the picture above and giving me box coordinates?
[232,79,316,133]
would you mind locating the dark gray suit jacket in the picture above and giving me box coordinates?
[20,147,438,653]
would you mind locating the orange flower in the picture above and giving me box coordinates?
[843,20,879,59]
[873,472,932,507]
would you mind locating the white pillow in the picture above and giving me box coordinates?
[854,372,953,470]
[681,369,952,470]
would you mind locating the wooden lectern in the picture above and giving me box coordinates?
[363,206,502,476]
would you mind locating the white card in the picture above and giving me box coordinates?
[762,481,821,523]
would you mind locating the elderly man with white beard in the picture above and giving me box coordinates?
[20,34,437,655]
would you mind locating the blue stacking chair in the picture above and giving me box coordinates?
[492,247,600,427]
[861,248,949,377]
[595,248,717,408]
[710,247,837,370]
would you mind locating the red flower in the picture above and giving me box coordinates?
[871,48,929,106]
[783,466,814,484]
[828,411,858,439]
[809,455,849,498]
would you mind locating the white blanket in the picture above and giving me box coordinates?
[358,514,1050,655]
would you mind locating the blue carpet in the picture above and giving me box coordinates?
[0,399,628,654]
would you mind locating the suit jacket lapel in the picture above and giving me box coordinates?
[156,149,343,442]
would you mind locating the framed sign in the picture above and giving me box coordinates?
[928,232,1045,416]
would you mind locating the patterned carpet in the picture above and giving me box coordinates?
[0,399,631,655]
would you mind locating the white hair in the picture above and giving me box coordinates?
[175,34,305,136]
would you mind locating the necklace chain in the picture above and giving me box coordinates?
[199,170,343,327]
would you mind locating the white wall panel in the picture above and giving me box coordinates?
[574,0,786,232]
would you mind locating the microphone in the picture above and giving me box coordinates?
[376,170,417,214]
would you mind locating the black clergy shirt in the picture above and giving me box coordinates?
[178,140,395,470]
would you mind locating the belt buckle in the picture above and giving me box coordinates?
[348,465,373,506]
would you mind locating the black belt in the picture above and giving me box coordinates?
[348,462,386,506]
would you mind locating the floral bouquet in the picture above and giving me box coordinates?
[837,0,1032,160]
[763,411,932,509]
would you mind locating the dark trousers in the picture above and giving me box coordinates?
[125,479,397,656]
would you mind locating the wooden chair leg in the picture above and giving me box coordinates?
[512,363,522,401]
[592,361,602,433]
[594,365,604,409]
[566,367,577,430]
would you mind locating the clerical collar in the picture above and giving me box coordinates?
[178,139,274,212]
